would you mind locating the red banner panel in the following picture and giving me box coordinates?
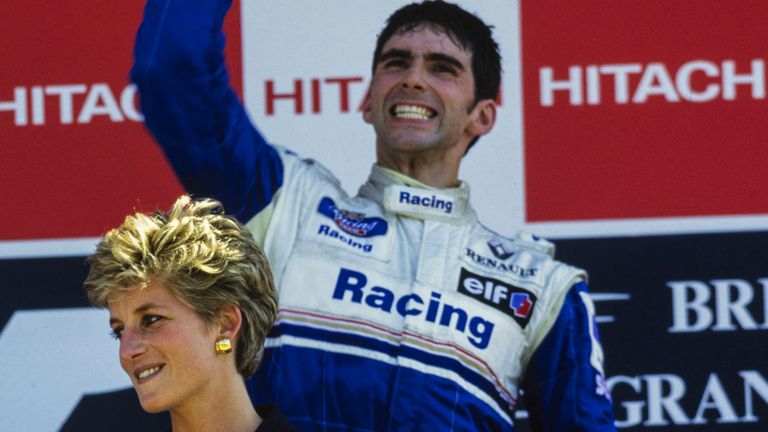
[521,0,768,222]
[0,1,241,241]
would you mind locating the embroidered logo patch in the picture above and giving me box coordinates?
[457,268,537,328]
[487,238,515,260]
[318,197,388,238]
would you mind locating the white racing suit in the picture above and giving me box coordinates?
[132,0,616,430]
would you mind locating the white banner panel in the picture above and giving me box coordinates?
[0,309,129,431]
[242,0,525,238]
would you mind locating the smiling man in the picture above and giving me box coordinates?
[364,28,496,186]
[132,1,616,430]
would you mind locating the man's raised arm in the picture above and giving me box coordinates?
[132,0,283,222]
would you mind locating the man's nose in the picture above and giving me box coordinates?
[400,64,427,91]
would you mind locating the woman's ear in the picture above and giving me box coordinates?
[217,304,243,340]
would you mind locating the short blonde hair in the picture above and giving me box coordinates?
[85,195,277,377]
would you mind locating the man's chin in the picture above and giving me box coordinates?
[381,134,440,152]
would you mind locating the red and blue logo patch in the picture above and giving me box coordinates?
[318,197,388,238]
[457,268,537,328]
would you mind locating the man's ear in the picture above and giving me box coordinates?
[362,90,373,124]
[467,99,497,137]
[217,304,243,340]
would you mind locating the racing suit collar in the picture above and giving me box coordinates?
[359,165,476,224]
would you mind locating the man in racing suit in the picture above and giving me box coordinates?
[132,0,616,430]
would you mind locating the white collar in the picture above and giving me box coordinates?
[358,165,476,224]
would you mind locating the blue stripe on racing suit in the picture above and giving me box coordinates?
[247,346,511,431]
[522,281,616,431]
[262,321,516,415]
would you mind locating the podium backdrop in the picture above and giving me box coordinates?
[2,1,766,430]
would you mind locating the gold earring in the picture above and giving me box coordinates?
[215,337,232,354]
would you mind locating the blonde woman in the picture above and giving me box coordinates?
[85,195,297,432]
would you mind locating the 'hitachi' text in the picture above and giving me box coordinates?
[332,267,494,349]
[260,76,503,116]
[1,83,142,126]
[540,59,766,106]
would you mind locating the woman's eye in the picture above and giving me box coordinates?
[142,315,163,327]
[110,328,123,340]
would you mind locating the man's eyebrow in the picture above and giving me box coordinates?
[379,49,465,72]
[379,48,413,63]
[425,53,465,71]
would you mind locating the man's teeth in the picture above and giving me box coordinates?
[393,105,434,120]
[138,366,161,379]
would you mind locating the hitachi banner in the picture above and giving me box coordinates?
[520,0,768,235]
[2,0,767,254]
[0,1,241,252]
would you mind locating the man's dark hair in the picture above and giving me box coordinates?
[372,1,502,151]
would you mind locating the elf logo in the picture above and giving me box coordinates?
[457,268,537,328]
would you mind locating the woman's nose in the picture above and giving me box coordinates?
[118,328,147,362]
